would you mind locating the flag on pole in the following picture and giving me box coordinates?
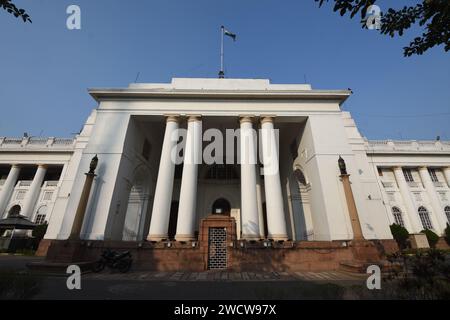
[219,26,237,78]
[222,26,237,41]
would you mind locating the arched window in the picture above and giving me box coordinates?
[391,207,404,227]
[212,198,231,216]
[418,206,433,230]
[294,169,307,186]
[34,206,47,225]
[445,206,450,224]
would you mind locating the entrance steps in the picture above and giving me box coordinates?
[339,260,401,274]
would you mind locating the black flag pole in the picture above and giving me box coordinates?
[219,26,237,78]
[219,26,225,78]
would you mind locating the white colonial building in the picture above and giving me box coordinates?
[1,78,449,245]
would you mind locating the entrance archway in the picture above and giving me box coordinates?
[212,198,231,216]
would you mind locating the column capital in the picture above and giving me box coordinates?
[392,166,403,171]
[11,164,21,169]
[37,164,48,169]
[418,166,428,171]
[260,116,276,124]
[164,114,180,123]
[187,115,202,122]
[239,116,254,124]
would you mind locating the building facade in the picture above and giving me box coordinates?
[1,78,449,258]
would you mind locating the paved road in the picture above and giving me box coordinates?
[0,255,44,270]
[35,277,361,300]
[0,255,368,299]
[34,271,366,299]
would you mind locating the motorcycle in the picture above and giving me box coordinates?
[92,248,132,273]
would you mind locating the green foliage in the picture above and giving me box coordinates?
[0,270,41,299]
[14,248,36,256]
[389,223,409,250]
[1,0,31,23]
[421,229,440,248]
[315,0,450,56]
[444,223,450,246]
[383,249,450,299]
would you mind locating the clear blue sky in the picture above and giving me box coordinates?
[1,0,449,140]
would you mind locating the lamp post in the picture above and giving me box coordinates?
[338,156,364,240]
[68,155,98,240]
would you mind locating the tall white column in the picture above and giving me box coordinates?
[418,166,447,231]
[21,164,47,219]
[444,167,450,188]
[176,116,202,241]
[393,166,422,232]
[147,115,179,241]
[239,116,260,240]
[260,117,288,240]
[255,165,265,239]
[0,165,21,218]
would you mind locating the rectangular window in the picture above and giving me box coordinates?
[439,192,448,202]
[414,192,422,201]
[16,190,26,200]
[42,191,53,201]
[428,168,439,182]
[403,169,414,182]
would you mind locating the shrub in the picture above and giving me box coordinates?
[444,223,450,246]
[421,229,439,248]
[389,223,409,250]
[381,249,450,299]
[0,270,41,299]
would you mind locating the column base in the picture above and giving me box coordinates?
[175,234,196,242]
[241,234,261,241]
[146,234,168,242]
[268,234,288,241]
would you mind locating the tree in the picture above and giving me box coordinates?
[1,0,31,23]
[389,223,410,250]
[444,223,450,246]
[315,0,450,56]
[421,228,440,248]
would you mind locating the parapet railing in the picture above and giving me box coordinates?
[0,137,75,149]
[366,139,450,153]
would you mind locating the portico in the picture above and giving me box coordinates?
[51,78,364,245]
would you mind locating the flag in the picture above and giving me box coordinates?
[222,26,236,41]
